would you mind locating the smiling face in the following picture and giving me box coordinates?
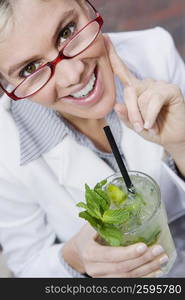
[0,0,116,121]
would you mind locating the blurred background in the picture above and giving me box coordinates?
[93,0,185,61]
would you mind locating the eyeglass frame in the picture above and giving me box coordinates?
[0,0,103,101]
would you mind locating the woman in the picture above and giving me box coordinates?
[0,0,185,278]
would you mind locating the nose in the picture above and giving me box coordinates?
[55,58,85,89]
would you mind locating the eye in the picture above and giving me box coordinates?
[58,22,76,47]
[19,62,41,78]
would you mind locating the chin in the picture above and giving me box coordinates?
[91,95,116,119]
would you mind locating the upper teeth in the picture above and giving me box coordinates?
[70,73,96,98]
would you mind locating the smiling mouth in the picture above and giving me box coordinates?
[69,68,97,99]
[59,65,104,106]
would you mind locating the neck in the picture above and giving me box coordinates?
[59,113,112,153]
[61,112,107,134]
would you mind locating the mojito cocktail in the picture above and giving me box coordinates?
[77,171,177,275]
[104,171,177,274]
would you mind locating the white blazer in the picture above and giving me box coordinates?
[0,27,185,277]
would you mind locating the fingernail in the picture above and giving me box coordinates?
[155,270,163,278]
[160,255,169,267]
[133,122,143,133]
[152,246,165,256]
[137,244,147,254]
[144,121,151,130]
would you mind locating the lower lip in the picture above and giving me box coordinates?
[59,66,104,106]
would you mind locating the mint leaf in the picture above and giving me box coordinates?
[76,202,88,210]
[94,188,110,211]
[90,190,109,214]
[85,184,102,219]
[77,181,151,248]
[79,211,102,230]
[102,209,130,224]
[94,179,107,190]
[77,199,102,221]
[98,224,123,246]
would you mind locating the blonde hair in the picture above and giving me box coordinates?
[0,1,12,35]
[0,0,82,36]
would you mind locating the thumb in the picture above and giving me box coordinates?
[103,34,138,87]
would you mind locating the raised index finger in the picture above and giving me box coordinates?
[104,34,139,87]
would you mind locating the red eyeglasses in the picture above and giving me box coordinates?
[0,0,103,100]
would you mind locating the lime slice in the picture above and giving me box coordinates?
[107,184,127,205]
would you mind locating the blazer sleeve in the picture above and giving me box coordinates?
[152,28,185,221]
[158,27,185,96]
[159,160,185,224]
[0,165,81,278]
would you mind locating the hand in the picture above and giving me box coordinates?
[62,224,168,278]
[103,35,185,158]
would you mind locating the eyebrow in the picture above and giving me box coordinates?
[7,9,76,77]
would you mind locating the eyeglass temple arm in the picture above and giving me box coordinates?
[86,0,99,15]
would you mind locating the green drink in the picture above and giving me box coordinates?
[77,171,177,275]
[105,171,176,274]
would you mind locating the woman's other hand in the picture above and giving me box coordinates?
[62,224,168,278]
[104,34,185,176]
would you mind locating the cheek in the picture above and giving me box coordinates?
[93,36,115,86]
[100,55,116,96]
[91,34,107,58]
[29,81,56,106]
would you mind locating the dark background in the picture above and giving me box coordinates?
[92,0,185,61]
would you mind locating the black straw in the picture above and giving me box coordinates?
[103,126,135,194]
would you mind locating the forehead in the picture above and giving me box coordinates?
[0,0,80,75]
[13,0,78,26]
